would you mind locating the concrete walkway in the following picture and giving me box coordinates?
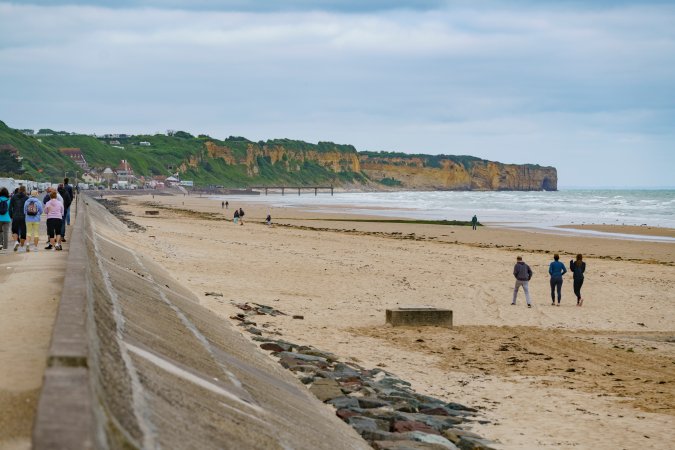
[0,218,70,449]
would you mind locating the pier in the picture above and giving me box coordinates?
[250,185,334,196]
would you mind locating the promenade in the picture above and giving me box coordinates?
[0,217,67,449]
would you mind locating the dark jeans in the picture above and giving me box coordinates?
[573,277,584,300]
[61,206,70,237]
[550,277,563,302]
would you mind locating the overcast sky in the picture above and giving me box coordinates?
[1,0,674,187]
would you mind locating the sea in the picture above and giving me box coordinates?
[215,189,675,242]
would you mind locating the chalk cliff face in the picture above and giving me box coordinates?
[189,141,556,191]
[358,154,557,191]
[203,141,360,176]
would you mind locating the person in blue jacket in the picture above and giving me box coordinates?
[548,253,567,306]
[0,187,10,251]
[23,190,44,252]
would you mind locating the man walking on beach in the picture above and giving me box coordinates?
[512,256,533,307]
[471,215,478,230]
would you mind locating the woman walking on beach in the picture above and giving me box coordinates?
[233,209,239,225]
[0,187,10,251]
[570,254,586,306]
[23,190,44,252]
[44,191,64,251]
[548,254,567,306]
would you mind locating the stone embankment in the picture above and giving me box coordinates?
[33,194,368,449]
[232,303,496,450]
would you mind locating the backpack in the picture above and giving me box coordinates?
[27,200,38,216]
[0,199,7,215]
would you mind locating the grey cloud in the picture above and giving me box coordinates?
[1,1,674,186]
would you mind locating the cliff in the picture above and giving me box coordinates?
[2,121,557,190]
[359,153,557,191]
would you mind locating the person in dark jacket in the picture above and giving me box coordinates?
[57,184,71,242]
[63,177,74,227]
[8,185,28,251]
[548,254,567,306]
[512,256,533,307]
[570,254,586,306]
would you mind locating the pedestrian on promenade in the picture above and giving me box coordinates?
[23,190,44,252]
[8,185,28,252]
[570,254,586,306]
[233,209,239,225]
[0,187,10,251]
[512,256,533,307]
[44,191,64,251]
[238,208,245,225]
[548,253,567,306]
[471,215,478,230]
[57,184,71,243]
[63,177,74,227]
[43,187,63,250]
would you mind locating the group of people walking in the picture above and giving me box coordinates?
[512,254,586,308]
[0,178,74,253]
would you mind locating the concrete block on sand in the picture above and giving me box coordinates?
[386,307,453,328]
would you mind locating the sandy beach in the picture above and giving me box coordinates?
[100,193,674,449]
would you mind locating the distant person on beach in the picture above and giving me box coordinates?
[221,201,224,209]
[44,191,64,251]
[225,201,229,209]
[570,254,586,306]
[0,187,10,251]
[238,208,245,225]
[548,253,567,306]
[8,185,28,252]
[23,190,44,252]
[471,215,478,230]
[512,256,533,308]
[266,214,272,225]
[233,209,239,225]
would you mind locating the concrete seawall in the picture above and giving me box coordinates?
[34,195,368,449]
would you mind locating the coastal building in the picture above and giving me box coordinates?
[165,175,180,186]
[59,147,90,171]
[81,172,99,184]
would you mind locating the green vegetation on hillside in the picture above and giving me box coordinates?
[0,121,80,179]
[360,150,485,170]
[2,120,544,189]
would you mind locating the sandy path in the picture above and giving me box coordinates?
[111,194,674,449]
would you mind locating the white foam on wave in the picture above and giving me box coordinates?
[212,189,675,240]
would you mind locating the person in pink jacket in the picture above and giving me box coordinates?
[44,191,64,251]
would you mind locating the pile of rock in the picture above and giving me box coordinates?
[95,198,146,232]
[247,332,496,450]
